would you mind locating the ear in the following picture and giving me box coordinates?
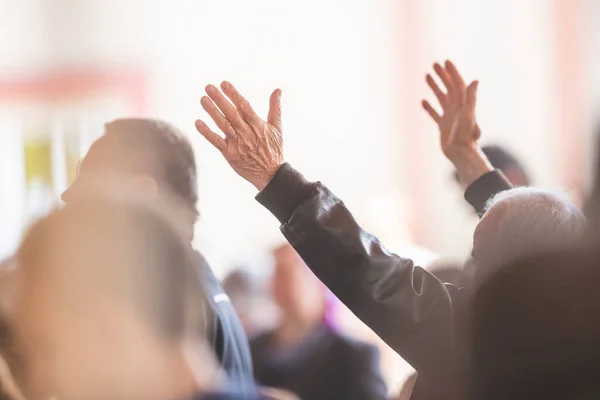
[133,175,159,200]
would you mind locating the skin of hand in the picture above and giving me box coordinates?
[422,60,494,187]
[195,81,284,191]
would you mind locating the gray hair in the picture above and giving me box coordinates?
[470,187,586,285]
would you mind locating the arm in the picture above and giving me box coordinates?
[256,165,458,381]
[422,61,513,216]
[195,83,459,382]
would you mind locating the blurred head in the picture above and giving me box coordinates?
[469,187,585,287]
[223,268,278,335]
[271,244,326,323]
[469,250,600,400]
[13,197,213,400]
[61,118,198,239]
[454,145,530,187]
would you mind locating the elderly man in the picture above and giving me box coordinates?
[194,62,584,399]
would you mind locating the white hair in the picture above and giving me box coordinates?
[483,187,585,240]
[471,187,586,285]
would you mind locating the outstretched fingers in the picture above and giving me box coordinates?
[433,63,455,101]
[205,84,247,131]
[422,100,441,123]
[201,96,236,138]
[195,119,226,152]
[445,60,468,106]
[220,81,263,127]
[267,89,282,131]
[466,80,479,106]
[445,60,466,89]
[426,74,447,110]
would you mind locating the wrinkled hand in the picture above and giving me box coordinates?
[195,81,284,191]
[422,60,492,186]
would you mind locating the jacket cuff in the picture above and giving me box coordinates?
[464,170,513,216]
[255,163,316,224]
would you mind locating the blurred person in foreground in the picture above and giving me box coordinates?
[223,268,279,337]
[469,249,600,400]
[0,349,26,400]
[193,62,584,399]
[250,244,387,400]
[60,119,254,392]
[12,196,256,400]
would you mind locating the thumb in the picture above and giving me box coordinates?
[467,80,479,106]
[267,89,282,131]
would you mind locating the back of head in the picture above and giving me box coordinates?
[469,249,600,400]
[471,187,585,286]
[14,196,208,399]
[66,118,199,226]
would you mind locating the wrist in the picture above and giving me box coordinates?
[251,163,284,191]
[450,147,494,187]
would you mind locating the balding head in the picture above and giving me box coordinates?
[470,187,585,286]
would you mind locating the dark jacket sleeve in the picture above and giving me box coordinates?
[464,170,513,217]
[256,164,458,384]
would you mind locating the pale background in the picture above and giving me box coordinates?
[0,0,598,270]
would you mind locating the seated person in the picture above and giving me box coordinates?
[193,66,585,399]
[250,244,387,400]
[223,268,278,336]
[12,195,257,400]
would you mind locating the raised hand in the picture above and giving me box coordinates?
[422,60,481,159]
[195,81,284,191]
[422,60,492,186]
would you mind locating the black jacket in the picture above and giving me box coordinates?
[250,324,387,400]
[255,164,512,399]
[195,253,255,396]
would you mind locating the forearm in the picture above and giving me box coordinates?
[451,146,494,188]
[256,164,457,377]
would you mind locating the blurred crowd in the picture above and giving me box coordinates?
[0,58,597,400]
